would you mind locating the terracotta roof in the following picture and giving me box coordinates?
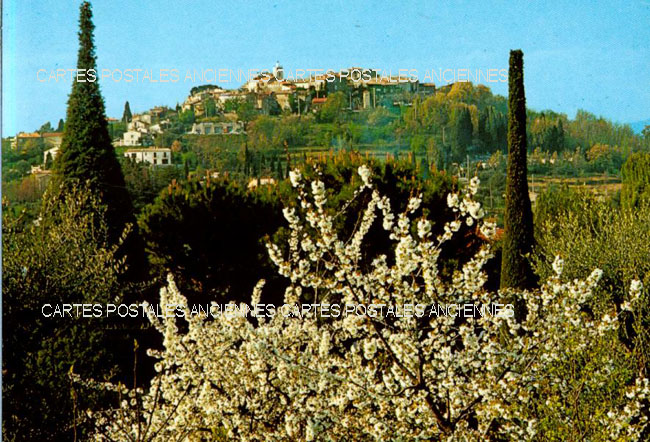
[18,132,40,138]
[366,76,412,85]
[42,132,63,137]
[312,97,327,104]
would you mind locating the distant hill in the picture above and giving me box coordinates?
[629,119,650,134]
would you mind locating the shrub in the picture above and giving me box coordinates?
[2,183,129,441]
[534,185,650,373]
[621,151,650,209]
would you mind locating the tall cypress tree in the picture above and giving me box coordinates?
[53,2,144,278]
[122,100,132,123]
[500,49,536,290]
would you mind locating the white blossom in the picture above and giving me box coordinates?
[469,176,480,195]
[552,256,564,277]
[289,168,302,187]
[447,193,459,209]
[417,219,432,239]
[84,170,649,442]
[358,164,372,187]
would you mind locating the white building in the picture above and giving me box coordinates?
[149,119,171,135]
[124,148,172,166]
[190,121,244,135]
[127,120,149,132]
[121,130,145,146]
[136,114,152,125]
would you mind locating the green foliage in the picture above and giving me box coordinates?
[1,175,47,207]
[44,151,53,169]
[189,84,222,96]
[2,137,45,181]
[533,184,595,231]
[263,93,281,116]
[500,49,536,290]
[288,93,302,114]
[181,133,245,175]
[120,159,186,212]
[318,91,348,124]
[585,142,624,174]
[484,106,508,151]
[621,151,650,209]
[366,107,395,127]
[450,105,472,162]
[534,185,650,372]
[529,112,565,153]
[53,2,136,254]
[38,121,53,134]
[234,96,257,129]
[566,109,642,152]
[475,151,507,222]
[178,108,196,127]
[519,328,642,441]
[122,100,132,123]
[153,130,180,149]
[138,178,284,304]
[108,120,127,141]
[204,97,217,117]
[2,183,128,441]
[247,114,312,150]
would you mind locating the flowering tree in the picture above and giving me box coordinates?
[87,167,649,441]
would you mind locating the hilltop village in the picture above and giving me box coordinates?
[10,63,437,168]
[4,60,643,216]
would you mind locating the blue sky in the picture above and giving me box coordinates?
[3,0,649,136]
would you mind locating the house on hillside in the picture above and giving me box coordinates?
[122,130,144,146]
[11,131,64,150]
[150,106,169,119]
[311,97,327,110]
[128,119,150,132]
[124,147,172,166]
[137,114,153,125]
[11,132,41,150]
[190,121,244,135]
[149,119,172,135]
[42,132,64,148]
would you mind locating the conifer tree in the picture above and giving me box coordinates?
[276,157,284,180]
[500,49,536,290]
[45,152,53,170]
[38,121,53,134]
[556,118,565,151]
[56,118,65,132]
[53,1,144,277]
[184,157,190,180]
[451,106,472,163]
[122,100,132,123]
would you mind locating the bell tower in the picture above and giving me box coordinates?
[273,61,284,81]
